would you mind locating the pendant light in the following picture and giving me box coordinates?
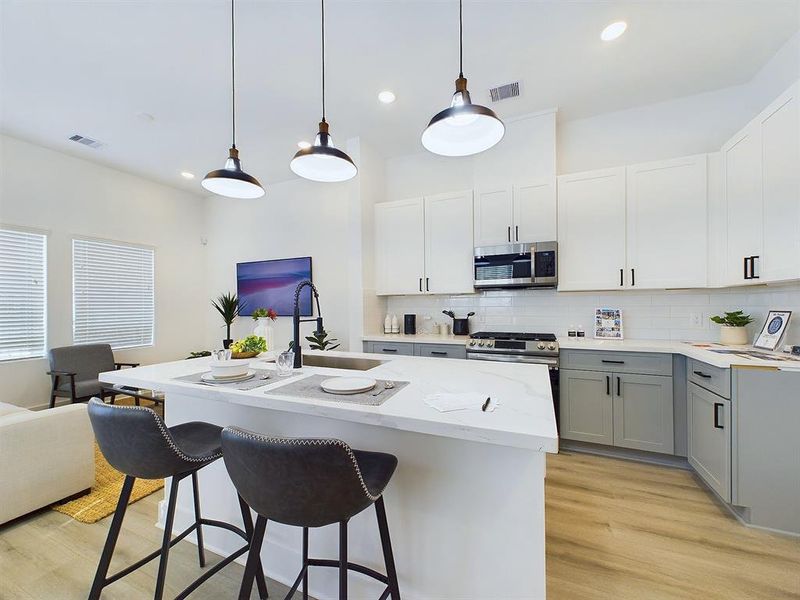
[290,0,357,182]
[421,0,505,157]
[202,0,265,199]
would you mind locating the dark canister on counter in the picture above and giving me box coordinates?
[404,314,416,335]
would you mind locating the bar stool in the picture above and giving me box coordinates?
[221,426,401,600]
[86,399,269,600]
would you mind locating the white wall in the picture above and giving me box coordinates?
[203,174,354,353]
[0,134,207,409]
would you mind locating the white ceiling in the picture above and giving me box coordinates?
[1,1,798,192]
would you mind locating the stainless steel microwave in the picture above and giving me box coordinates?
[473,241,558,289]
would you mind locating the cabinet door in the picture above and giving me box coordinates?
[513,179,556,242]
[760,83,800,283]
[687,382,731,502]
[557,168,627,291]
[723,125,763,285]
[424,190,474,294]
[612,374,674,454]
[375,198,426,295]
[559,369,614,445]
[474,186,513,246]
[626,155,708,289]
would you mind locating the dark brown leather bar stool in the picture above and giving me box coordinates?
[222,426,401,600]
[86,399,269,600]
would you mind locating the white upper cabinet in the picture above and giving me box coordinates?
[425,190,475,294]
[474,186,513,245]
[375,198,426,295]
[474,180,557,246]
[626,155,708,289]
[760,82,800,283]
[514,180,557,243]
[723,123,763,285]
[557,168,627,291]
[375,192,474,296]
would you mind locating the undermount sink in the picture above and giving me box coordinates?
[301,354,385,371]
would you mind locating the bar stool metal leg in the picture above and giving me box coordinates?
[238,495,269,600]
[375,497,401,599]
[238,515,268,600]
[339,521,348,600]
[191,471,206,568]
[302,527,309,600]
[88,475,135,600]
[154,473,183,600]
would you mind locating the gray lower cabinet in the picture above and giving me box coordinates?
[613,373,674,454]
[362,341,466,359]
[560,369,614,445]
[362,341,415,356]
[687,381,731,502]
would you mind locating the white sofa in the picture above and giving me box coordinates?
[0,402,95,525]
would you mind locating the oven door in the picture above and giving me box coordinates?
[473,243,533,288]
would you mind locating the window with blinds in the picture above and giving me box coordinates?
[0,228,47,361]
[73,238,154,349]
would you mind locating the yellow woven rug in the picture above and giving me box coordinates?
[52,443,164,524]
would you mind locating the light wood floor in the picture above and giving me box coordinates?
[1,450,797,599]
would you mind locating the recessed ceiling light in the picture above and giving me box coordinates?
[378,90,396,104]
[601,21,627,41]
[180,171,195,179]
[297,141,312,150]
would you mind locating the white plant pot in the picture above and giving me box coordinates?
[719,325,749,346]
[253,318,275,351]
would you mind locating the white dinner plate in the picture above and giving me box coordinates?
[320,376,377,395]
[200,370,256,383]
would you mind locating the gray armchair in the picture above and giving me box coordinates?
[46,344,154,409]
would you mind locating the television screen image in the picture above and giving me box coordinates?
[237,257,313,317]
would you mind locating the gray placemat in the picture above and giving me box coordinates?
[268,374,409,406]
[174,369,275,391]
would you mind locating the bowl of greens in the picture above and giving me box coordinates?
[230,335,267,359]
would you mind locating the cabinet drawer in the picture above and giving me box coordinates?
[687,359,730,399]
[560,350,672,376]
[365,342,415,356]
[415,344,467,359]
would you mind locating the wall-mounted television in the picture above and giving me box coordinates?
[236,257,313,317]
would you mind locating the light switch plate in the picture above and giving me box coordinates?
[690,312,703,328]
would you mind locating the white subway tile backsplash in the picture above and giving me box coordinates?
[383,282,800,345]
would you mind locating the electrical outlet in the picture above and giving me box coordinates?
[690,312,703,328]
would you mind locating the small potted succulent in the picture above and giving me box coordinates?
[710,311,753,346]
[212,292,244,349]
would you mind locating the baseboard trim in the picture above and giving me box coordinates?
[560,440,692,470]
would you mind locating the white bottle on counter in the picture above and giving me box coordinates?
[384,314,392,334]
[391,314,400,333]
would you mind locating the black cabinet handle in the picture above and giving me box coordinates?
[631,268,635,287]
[617,376,621,397]
[606,375,610,396]
[419,278,422,292]
[431,351,448,356]
[507,226,511,242]
[425,277,430,292]
[693,370,712,379]
[750,255,760,279]
[713,402,724,429]
[743,256,750,280]
[602,359,625,364]
[515,225,519,241]
[620,268,624,287]
[381,348,398,353]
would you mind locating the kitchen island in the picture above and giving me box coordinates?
[101,350,558,599]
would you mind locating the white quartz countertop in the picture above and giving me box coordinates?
[362,333,468,345]
[100,350,558,452]
[558,337,800,370]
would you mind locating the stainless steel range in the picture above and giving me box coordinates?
[465,331,560,430]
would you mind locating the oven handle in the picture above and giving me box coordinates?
[466,353,558,368]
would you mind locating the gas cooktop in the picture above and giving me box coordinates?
[469,331,557,342]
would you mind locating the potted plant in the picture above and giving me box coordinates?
[212,292,244,349]
[251,307,277,351]
[710,311,753,345]
[305,330,340,351]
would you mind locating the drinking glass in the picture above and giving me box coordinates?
[276,351,295,376]
[213,349,231,361]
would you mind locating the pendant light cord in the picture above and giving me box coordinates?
[231,0,237,148]
[458,0,463,78]
[321,0,326,122]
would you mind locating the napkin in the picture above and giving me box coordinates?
[423,393,497,412]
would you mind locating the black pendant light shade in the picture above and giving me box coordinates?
[203,0,265,199]
[421,1,504,157]
[290,0,357,183]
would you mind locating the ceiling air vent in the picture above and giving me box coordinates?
[489,81,521,103]
[68,134,104,149]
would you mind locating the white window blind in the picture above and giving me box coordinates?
[0,228,47,361]
[73,238,154,349]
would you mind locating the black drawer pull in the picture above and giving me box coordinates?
[601,359,625,364]
[713,402,724,429]
[430,351,448,356]
[381,348,398,353]
[693,370,712,379]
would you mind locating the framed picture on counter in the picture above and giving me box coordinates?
[594,307,624,339]
[753,310,791,351]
